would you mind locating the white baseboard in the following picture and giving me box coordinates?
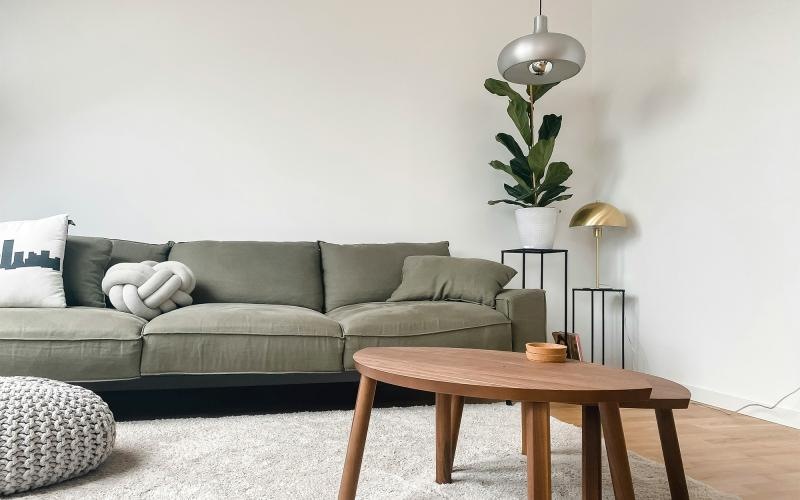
[685,384,800,430]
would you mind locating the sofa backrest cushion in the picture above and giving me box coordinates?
[63,235,112,308]
[168,241,324,311]
[320,241,450,311]
[108,239,173,269]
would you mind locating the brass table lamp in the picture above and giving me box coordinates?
[569,202,627,288]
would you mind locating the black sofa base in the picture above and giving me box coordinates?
[79,371,361,392]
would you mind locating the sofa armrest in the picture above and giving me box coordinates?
[494,289,547,352]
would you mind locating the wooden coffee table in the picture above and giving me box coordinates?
[337,347,656,500]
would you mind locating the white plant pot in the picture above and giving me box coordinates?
[515,207,559,249]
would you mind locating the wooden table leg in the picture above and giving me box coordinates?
[599,402,635,500]
[338,375,377,500]
[521,402,528,455]
[655,408,689,500]
[435,393,453,484]
[449,395,464,472]
[582,405,601,500]
[524,401,552,500]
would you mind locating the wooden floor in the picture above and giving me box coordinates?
[550,402,800,499]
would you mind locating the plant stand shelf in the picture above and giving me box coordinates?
[571,287,626,368]
[501,248,568,332]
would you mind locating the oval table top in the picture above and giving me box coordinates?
[353,347,653,404]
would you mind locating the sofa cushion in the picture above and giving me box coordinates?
[63,235,113,308]
[108,239,173,269]
[0,307,145,381]
[388,256,517,307]
[320,241,450,311]
[328,301,511,369]
[169,241,324,311]
[141,303,343,374]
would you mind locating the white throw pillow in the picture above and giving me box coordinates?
[0,214,69,307]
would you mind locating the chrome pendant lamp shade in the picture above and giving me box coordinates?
[497,2,585,85]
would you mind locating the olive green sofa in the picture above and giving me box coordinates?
[0,239,546,391]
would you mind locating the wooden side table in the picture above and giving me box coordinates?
[517,372,691,499]
[603,373,691,500]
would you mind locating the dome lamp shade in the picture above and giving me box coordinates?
[497,13,586,85]
[569,202,628,229]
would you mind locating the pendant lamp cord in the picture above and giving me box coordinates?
[529,0,542,194]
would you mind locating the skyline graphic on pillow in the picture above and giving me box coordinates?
[1,239,62,271]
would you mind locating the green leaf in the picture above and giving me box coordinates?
[540,161,573,188]
[509,157,532,184]
[528,138,554,183]
[488,199,530,207]
[537,186,571,207]
[484,78,527,107]
[495,133,526,161]
[538,114,562,141]
[537,193,572,207]
[484,78,533,147]
[537,184,568,198]
[527,82,559,103]
[489,160,528,188]
[508,98,532,146]
[504,183,533,202]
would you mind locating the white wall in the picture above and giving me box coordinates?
[0,0,596,334]
[591,0,800,426]
[6,0,795,426]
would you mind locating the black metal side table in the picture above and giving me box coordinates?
[571,287,626,368]
[501,248,568,332]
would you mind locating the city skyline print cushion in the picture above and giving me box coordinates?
[0,214,69,307]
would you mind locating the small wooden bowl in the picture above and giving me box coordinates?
[525,342,567,363]
[525,342,567,354]
[526,352,567,363]
[526,350,566,358]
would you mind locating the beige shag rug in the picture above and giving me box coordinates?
[18,403,736,499]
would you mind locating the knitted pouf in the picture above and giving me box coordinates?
[0,377,115,495]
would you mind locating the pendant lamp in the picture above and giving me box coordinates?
[497,0,586,85]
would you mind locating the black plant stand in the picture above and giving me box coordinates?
[571,287,626,368]
[501,248,568,332]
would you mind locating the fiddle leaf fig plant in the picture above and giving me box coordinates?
[484,78,573,208]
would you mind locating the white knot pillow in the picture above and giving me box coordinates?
[101,260,195,319]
